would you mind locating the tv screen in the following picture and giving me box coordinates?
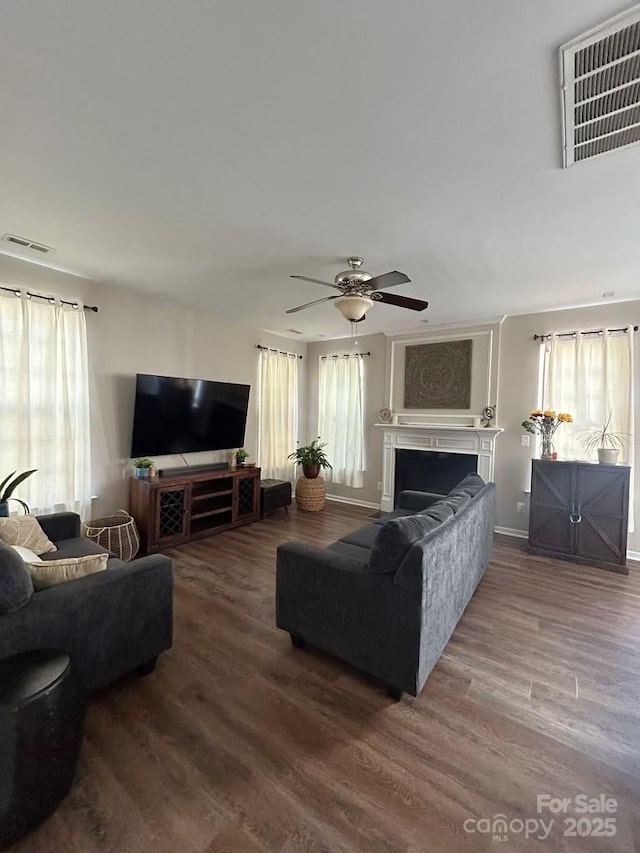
[131,373,250,457]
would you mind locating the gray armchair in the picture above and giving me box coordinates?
[0,512,173,693]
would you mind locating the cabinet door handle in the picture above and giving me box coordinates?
[569,505,582,524]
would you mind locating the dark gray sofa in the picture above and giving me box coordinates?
[276,474,495,699]
[0,512,173,693]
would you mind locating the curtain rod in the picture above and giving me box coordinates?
[0,284,99,313]
[320,351,371,359]
[533,325,637,341]
[255,344,303,359]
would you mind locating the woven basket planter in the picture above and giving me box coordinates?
[295,476,326,512]
[84,510,140,562]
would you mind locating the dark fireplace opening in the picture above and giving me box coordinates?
[394,449,478,507]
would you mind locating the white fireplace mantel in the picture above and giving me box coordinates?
[376,423,503,511]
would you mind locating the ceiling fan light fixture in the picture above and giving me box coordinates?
[334,294,373,322]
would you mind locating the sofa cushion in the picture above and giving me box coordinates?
[39,537,110,561]
[326,541,372,564]
[456,473,486,497]
[0,516,57,555]
[371,508,415,525]
[370,504,454,575]
[443,490,471,513]
[0,539,34,613]
[419,502,455,522]
[339,524,381,551]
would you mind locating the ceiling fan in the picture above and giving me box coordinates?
[287,257,429,323]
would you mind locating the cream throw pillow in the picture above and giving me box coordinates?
[0,516,57,555]
[27,553,108,590]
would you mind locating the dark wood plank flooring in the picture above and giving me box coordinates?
[13,503,640,852]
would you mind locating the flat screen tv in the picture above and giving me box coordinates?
[131,373,250,457]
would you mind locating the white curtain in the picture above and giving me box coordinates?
[257,348,298,481]
[318,355,365,488]
[542,328,635,528]
[0,293,92,517]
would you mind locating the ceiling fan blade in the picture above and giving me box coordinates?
[286,295,340,314]
[290,275,340,290]
[377,292,429,311]
[366,271,411,291]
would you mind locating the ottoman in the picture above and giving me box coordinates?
[260,479,292,517]
[0,650,86,847]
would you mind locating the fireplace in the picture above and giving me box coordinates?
[377,423,502,512]
[394,449,478,506]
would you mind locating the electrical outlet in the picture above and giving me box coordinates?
[516,501,526,513]
[521,434,531,447]
[377,481,383,491]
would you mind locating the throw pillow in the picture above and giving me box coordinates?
[0,516,57,555]
[0,539,34,613]
[11,545,43,563]
[27,553,108,591]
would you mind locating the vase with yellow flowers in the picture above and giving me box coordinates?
[522,410,573,459]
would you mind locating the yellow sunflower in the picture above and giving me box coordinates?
[543,410,555,418]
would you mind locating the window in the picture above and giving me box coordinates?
[318,354,365,488]
[257,348,299,481]
[0,294,91,516]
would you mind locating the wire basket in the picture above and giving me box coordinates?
[84,510,140,562]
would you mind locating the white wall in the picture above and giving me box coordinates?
[0,254,306,516]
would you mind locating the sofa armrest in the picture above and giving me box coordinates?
[276,542,421,694]
[397,490,443,512]
[277,541,370,577]
[36,512,81,543]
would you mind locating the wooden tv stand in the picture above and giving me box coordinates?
[129,466,261,554]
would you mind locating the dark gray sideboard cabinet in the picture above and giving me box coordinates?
[528,460,630,574]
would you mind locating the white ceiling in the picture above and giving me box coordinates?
[1,0,639,340]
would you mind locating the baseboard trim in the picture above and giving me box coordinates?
[494,526,528,539]
[628,549,640,562]
[325,494,381,510]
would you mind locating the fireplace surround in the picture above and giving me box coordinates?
[377,424,502,512]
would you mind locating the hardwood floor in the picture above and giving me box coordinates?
[13,503,640,852]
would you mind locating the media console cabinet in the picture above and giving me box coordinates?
[129,466,261,553]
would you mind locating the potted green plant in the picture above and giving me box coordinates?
[578,413,629,465]
[288,439,332,479]
[0,469,36,516]
[235,448,249,467]
[132,457,154,479]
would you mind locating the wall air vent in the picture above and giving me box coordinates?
[2,234,55,254]
[560,5,640,166]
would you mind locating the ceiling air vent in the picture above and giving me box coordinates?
[560,5,640,166]
[2,234,55,254]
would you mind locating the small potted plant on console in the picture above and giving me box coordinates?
[235,448,249,468]
[579,412,629,465]
[132,457,154,479]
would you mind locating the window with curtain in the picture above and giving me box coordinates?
[541,327,635,527]
[318,354,365,489]
[257,348,299,481]
[0,293,92,517]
